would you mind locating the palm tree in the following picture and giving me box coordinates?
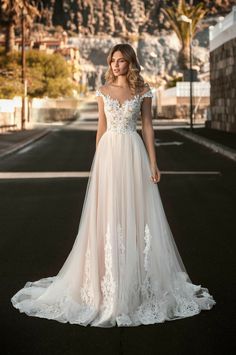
[0,0,39,53]
[162,0,207,71]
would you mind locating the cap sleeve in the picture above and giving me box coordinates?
[95,89,103,97]
[141,89,153,99]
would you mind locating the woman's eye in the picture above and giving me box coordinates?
[111,59,125,62]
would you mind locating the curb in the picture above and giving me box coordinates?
[173,128,236,162]
[0,128,51,159]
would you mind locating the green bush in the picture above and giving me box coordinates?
[0,48,78,98]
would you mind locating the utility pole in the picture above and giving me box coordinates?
[189,20,193,131]
[178,15,194,131]
[21,7,26,130]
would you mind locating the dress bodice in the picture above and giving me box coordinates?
[95,88,153,134]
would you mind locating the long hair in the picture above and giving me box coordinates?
[104,43,146,95]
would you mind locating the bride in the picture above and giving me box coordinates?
[11,43,216,327]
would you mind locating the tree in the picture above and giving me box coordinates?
[162,0,207,71]
[0,0,39,53]
[26,50,76,98]
[0,49,77,98]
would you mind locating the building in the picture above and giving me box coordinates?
[157,82,210,121]
[209,6,236,133]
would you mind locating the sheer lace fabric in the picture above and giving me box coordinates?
[95,89,153,134]
[11,87,216,327]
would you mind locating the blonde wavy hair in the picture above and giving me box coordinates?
[104,43,147,95]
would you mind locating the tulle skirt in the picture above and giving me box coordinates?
[11,130,216,327]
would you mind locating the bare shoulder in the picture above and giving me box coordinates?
[98,84,110,95]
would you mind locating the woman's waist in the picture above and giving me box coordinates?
[106,124,137,134]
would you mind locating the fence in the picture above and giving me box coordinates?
[0,97,24,131]
[209,6,236,51]
[0,97,82,132]
[157,82,210,120]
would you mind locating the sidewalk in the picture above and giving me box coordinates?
[189,127,236,150]
[0,128,51,159]
[174,127,236,162]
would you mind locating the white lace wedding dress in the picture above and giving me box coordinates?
[11,88,216,327]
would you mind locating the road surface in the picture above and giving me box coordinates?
[1,102,235,355]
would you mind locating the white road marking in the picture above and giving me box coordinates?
[155,140,183,146]
[0,171,221,179]
[17,146,34,154]
[161,171,221,175]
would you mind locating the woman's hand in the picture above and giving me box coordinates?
[150,163,161,184]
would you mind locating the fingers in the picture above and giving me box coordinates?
[150,172,161,184]
[149,167,161,184]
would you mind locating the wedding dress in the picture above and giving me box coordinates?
[11,88,216,327]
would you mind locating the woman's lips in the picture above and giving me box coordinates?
[114,69,120,72]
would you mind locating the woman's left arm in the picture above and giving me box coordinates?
[141,95,161,184]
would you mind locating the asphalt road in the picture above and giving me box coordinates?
[1,117,235,355]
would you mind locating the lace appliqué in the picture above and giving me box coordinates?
[95,89,153,134]
[11,219,216,326]
[132,225,168,323]
[80,247,95,307]
[140,224,155,299]
[11,275,97,325]
[117,223,126,306]
[143,224,152,273]
[118,223,125,281]
[100,224,116,315]
[133,224,213,324]
[140,90,153,100]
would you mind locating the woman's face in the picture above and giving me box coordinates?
[110,51,129,76]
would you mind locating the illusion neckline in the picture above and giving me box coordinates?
[103,93,139,108]
[98,90,151,108]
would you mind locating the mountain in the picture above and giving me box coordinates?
[31,1,236,86]
[37,0,236,35]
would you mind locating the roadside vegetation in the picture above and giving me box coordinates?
[0,48,77,98]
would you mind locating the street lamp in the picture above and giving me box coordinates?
[149,51,158,119]
[178,14,194,131]
[21,7,27,130]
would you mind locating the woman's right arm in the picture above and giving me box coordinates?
[96,93,107,149]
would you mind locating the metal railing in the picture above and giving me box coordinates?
[163,82,210,98]
[209,6,236,41]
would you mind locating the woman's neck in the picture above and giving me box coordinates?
[113,76,129,88]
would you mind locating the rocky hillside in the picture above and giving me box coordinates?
[32,0,236,87]
[37,0,236,35]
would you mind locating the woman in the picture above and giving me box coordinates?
[11,43,216,327]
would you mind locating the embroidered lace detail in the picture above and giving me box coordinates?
[138,224,153,299]
[118,223,125,304]
[143,224,152,273]
[132,225,213,324]
[140,90,153,100]
[11,276,97,325]
[80,247,95,307]
[32,298,67,319]
[11,220,216,327]
[133,224,166,323]
[95,89,153,134]
[34,296,96,324]
[95,89,103,97]
[101,224,116,314]
[172,293,200,317]
[118,223,125,270]
[95,89,153,100]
